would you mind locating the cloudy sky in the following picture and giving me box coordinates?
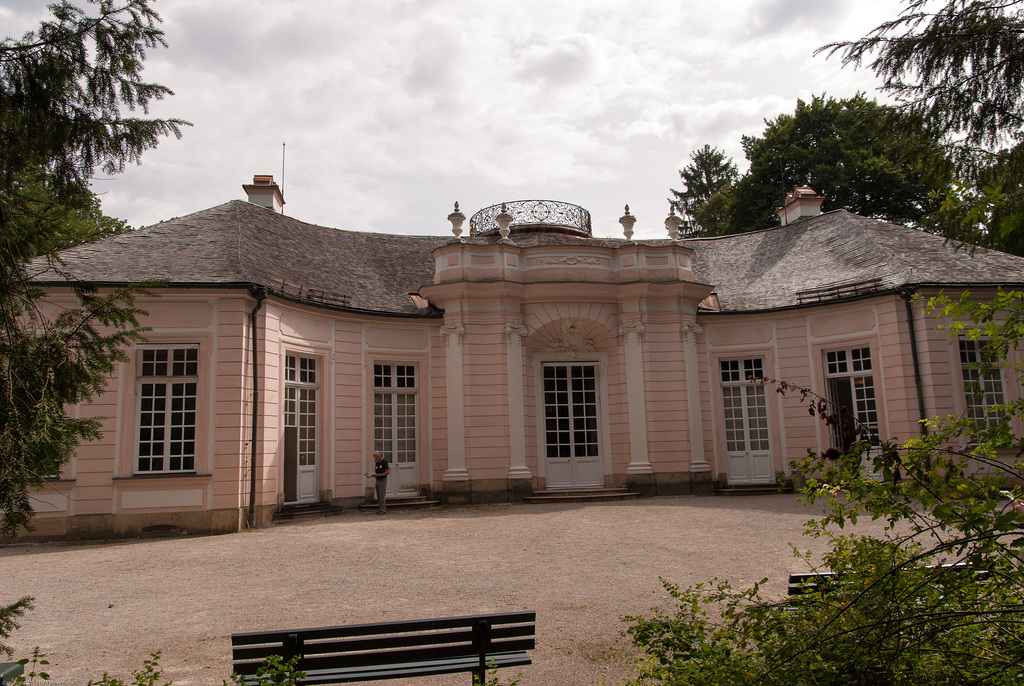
[3,0,900,239]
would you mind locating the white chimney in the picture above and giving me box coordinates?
[776,186,824,226]
[243,175,285,213]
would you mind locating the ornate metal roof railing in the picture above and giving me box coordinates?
[469,200,592,237]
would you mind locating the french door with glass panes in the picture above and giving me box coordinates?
[720,358,773,484]
[373,363,418,495]
[543,363,603,488]
[824,347,882,479]
[824,347,880,452]
[284,354,319,503]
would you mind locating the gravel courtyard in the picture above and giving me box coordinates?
[0,495,891,685]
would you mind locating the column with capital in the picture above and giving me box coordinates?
[441,321,469,487]
[683,320,711,477]
[620,321,652,478]
[505,321,532,491]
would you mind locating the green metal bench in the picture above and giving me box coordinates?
[0,662,24,685]
[231,611,535,685]
[788,564,982,598]
[788,571,835,596]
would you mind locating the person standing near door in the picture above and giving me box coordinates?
[370,451,390,515]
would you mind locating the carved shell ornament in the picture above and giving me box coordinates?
[539,255,603,266]
[543,321,597,357]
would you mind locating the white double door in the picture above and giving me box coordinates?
[724,383,774,485]
[543,364,604,488]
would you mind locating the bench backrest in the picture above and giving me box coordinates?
[232,611,535,680]
[788,565,986,597]
[788,572,834,596]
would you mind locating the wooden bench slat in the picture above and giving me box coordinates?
[232,611,535,646]
[237,638,536,675]
[235,637,536,674]
[288,652,531,685]
[788,572,835,596]
[231,612,536,685]
[234,622,534,662]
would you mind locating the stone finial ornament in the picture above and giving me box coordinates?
[496,203,513,240]
[619,204,636,240]
[448,201,466,242]
[665,204,682,240]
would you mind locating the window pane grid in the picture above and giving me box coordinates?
[544,365,599,459]
[284,387,318,467]
[286,355,317,384]
[960,339,1006,430]
[374,365,417,463]
[137,347,198,474]
[825,348,880,449]
[721,358,770,454]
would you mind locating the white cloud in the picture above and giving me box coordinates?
[64,0,899,238]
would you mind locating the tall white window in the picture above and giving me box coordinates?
[824,347,879,451]
[720,359,770,454]
[374,364,416,464]
[284,354,318,503]
[137,345,198,473]
[959,338,1006,431]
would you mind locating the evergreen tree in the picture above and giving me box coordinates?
[669,145,738,236]
[823,0,1024,255]
[0,0,187,535]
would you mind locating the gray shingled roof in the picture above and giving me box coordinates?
[32,201,452,316]
[685,210,1024,311]
[33,201,1024,316]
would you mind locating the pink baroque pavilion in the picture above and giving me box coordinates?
[14,178,1024,539]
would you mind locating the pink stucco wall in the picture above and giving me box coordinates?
[16,268,1021,540]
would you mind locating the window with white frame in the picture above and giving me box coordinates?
[284,354,318,473]
[543,364,600,459]
[720,358,770,454]
[959,338,1006,431]
[137,345,198,473]
[824,347,879,452]
[373,364,416,464]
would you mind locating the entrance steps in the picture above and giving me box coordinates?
[274,501,345,521]
[357,495,440,512]
[714,483,792,496]
[523,487,641,504]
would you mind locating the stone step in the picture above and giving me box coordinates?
[714,483,792,496]
[274,502,345,521]
[529,487,633,496]
[357,496,440,511]
[524,488,641,504]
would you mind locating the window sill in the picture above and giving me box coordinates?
[113,473,212,481]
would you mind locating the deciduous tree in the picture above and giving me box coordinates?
[726,94,952,233]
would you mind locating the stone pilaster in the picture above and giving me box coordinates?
[683,320,710,473]
[619,321,652,476]
[441,321,468,482]
[505,321,531,483]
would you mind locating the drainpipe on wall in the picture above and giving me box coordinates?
[248,286,267,528]
[899,286,929,438]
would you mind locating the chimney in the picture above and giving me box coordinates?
[776,186,824,226]
[243,174,285,213]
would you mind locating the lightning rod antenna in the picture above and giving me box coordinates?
[281,141,286,215]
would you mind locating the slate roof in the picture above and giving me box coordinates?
[685,210,1024,312]
[33,200,1024,316]
[32,200,452,316]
